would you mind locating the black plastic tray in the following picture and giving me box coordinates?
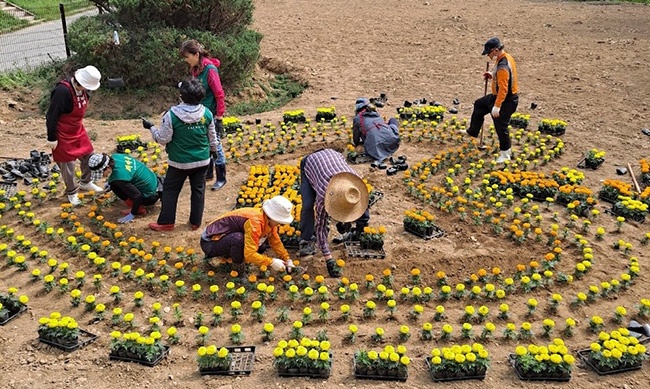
[110,345,170,367]
[425,357,485,382]
[597,191,619,205]
[38,329,98,351]
[404,223,445,240]
[0,305,27,326]
[353,357,407,382]
[278,351,331,379]
[577,349,642,376]
[0,181,17,200]
[369,191,384,208]
[199,345,256,376]
[345,241,386,259]
[577,159,603,170]
[607,207,646,223]
[508,354,571,382]
[347,153,374,165]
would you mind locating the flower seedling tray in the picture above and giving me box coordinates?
[425,357,485,382]
[597,191,619,205]
[353,357,408,382]
[109,345,170,367]
[199,345,256,376]
[576,349,642,376]
[278,352,332,379]
[577,158,603,170]
[0,305,27,326]
[345,241,386,259]
[508,354,571,382]
[38,329,98,352]
[606,207,646,223]
[369,190,384,208]
[347,153,374,165]
[0,181,17,200]
[404,223,445,240]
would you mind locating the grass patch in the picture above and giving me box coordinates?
[228,74,306,116]
[8,0,92,20]
[0,11,28,33]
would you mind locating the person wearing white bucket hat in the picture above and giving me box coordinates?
[200,195,296,273]
[46,65,103,206]
[298,149,370,277]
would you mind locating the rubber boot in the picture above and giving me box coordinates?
[211,164,227,191]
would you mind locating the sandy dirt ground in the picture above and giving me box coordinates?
[1,0,650,388]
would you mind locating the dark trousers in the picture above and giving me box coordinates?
[466,94,519,151]
[201,232,245,263]
[111,185,160,207]
[157,164,209,225]
[299,155,370,241]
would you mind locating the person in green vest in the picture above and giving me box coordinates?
[88,152,161,223]
[180,39,228,191]
[142,79,218,232]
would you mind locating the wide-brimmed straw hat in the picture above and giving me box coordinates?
[324,172,369,222]
[74,66,102,91]
[262,195,294,224]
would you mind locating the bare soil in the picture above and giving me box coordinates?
[1,0,650,388]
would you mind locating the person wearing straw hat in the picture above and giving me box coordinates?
[87,153,162,223]
[298,149,370,277]
[200,195,295,273]
[45,65,104,206]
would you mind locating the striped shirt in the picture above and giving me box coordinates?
[303,149,358,256]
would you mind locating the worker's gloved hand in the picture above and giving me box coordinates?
[215,119,224,138]
[491,106,501,118]
[142,118,154,130]
[118,213,135,224]
[210,151,218,161]
[46,140,58,150]
[270,258,286,272]
[286,259,295,273]
[483,72,493,80]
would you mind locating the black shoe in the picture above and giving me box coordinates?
[335,222,352,234]
[298,240,316,257]
[396,163,409,171]
[326,260,341,278]
[389,155,407,165]
[386,166,399,176]
[371,161,387,169]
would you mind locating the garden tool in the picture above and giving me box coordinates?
[478,61,490,151]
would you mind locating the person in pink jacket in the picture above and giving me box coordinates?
[180,39,228,191]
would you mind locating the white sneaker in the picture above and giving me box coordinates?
[79,181,104,192]
[67,194,81,206]
[496,149,511,164]
[457,129,468,136]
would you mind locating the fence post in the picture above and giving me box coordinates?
[59,3,71,58]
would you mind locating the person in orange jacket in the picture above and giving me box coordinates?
[200,195,295,272]
[460,37,519,163]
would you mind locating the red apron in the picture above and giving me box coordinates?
[52,80,94,163]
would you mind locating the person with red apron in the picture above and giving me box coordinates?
[45,66,104,206]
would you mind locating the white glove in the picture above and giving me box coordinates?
[286,259,295,273]
[46,140,58,149]
[491,106,501,118]
[270,258,286,272]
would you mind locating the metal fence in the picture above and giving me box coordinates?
[0,3,97,73]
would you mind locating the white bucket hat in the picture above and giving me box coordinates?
[88,153,111,182]
[74,66,102,91]
[262,195,294,225]
[324,172,369,222]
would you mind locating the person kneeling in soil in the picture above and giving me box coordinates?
[200,195,296,273]
[352,98,400,165]
[88,153,161,223]
[298,149,370,277]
